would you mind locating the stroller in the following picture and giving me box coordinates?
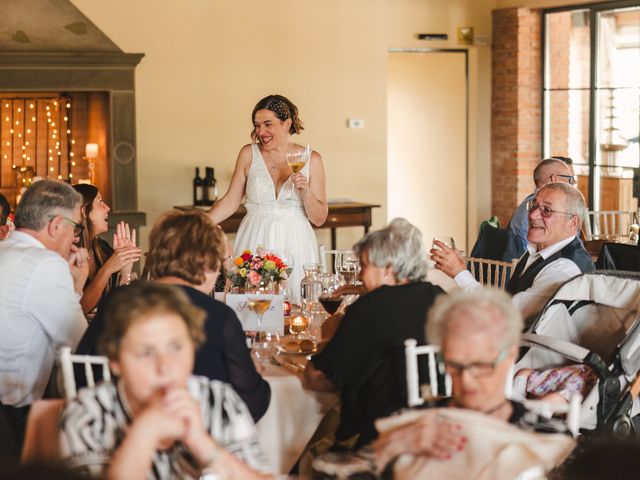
[515,271,640,438]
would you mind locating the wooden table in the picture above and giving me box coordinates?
[176,202,380,250]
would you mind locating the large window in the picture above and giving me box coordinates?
[543,1,640,214]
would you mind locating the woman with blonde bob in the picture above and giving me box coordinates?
[59,282,271,479]
[74,209,270,421]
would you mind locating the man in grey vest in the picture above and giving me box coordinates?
[432,182,594,324]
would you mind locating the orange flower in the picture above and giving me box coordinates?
[234,257,244,267]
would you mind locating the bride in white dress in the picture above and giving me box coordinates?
[208,95,328,304]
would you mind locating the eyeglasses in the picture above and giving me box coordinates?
[49,215,84,237]
[554,174,576,185]
[526,201,575,219]
[443,349,509,378]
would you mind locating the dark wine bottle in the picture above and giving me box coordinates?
[193,167,204,206]
[204,167,218,206]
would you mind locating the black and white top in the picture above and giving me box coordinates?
[59,376,269,479]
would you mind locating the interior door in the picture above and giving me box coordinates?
[387,51,468,251]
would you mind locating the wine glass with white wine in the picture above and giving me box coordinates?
[246,295,272,327]
[286,144,309,199]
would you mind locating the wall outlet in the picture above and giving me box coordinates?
[347,118,365,129]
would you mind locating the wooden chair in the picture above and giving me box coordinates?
[582,210,635,241]
[58,346,111,400]
[404,339,451,407]
[464,257,518,289]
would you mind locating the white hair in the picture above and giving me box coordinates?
[353,217,428,282]
[426,287,523,351]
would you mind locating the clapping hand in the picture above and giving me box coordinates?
[107,221,142,276]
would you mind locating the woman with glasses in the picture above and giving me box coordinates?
[73,184,142,314]
[373,287,524,467]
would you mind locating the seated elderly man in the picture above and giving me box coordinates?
[503,157,575,261]
[433,182,594,324]
[304,218,445,449]
[0,180,88,447]
[0,192,11,240]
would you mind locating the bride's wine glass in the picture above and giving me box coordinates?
[246,295,272,327]
[286,144,309,199]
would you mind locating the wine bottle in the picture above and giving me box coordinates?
[193,167,204,206]
[204,167,218,206]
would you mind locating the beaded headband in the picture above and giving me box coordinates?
[268,98,292,120]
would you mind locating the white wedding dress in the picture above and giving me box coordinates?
[234,144,319,305]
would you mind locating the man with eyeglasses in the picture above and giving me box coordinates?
[432,182,593,324]
[502,157,576,262]
[0,179,88,452]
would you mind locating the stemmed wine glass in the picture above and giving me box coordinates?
[252,328,280,365]
[432,236,456,250]
[286,144,309,199]
[246,295,272,327]
[335,251,360,285]
[318,273,345,315]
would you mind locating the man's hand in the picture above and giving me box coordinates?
[68,244,89,294]
[430,240,466,279]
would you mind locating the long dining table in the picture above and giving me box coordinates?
[256,361,339,474]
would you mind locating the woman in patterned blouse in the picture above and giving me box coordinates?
[59,282,272,479]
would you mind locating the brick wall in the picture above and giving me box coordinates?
[491,8,542,225]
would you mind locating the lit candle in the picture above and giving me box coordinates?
[290,315,309,335]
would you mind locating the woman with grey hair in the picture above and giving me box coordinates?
[304,218,445,449]
[374,287,525,466]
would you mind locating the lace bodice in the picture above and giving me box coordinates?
[245,144,311,210]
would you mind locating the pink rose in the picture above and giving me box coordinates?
[248,270,262,286]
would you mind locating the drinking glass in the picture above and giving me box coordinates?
[432,236,456,250]
[252,329,280,365]
[335,251,360,285]
[286,144,308,199]
[318,273,345,315]
[246,295,272,327]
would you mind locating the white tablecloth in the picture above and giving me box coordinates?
[256,362,339,474]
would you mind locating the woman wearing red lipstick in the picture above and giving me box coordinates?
[208,95,327,304]
[73,184,142,314]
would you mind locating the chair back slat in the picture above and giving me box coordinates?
[583,210,634,241]
[464,257,518,289]
[58,347,111,400]
[404,339,451,407]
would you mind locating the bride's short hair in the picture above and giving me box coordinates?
[251,94,304,141]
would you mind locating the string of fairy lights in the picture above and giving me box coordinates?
[0,96,77,192]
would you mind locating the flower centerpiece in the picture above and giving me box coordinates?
[227,247,292,292]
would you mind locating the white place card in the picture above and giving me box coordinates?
[223,293,284,333]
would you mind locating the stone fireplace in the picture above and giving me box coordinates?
[0,0,145,231]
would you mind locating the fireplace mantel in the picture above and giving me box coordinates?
[0,0,146,230]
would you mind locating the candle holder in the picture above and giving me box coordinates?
[84,143,99,184]
[289,315,310,339]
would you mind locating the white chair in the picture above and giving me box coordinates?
[404,339,452,407]
[58,346,111,400]
[464,257,518,289]
[582,210,635,241]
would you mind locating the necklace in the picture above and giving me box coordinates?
[482,399,510,416]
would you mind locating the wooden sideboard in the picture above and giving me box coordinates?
[175,202,380,250]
